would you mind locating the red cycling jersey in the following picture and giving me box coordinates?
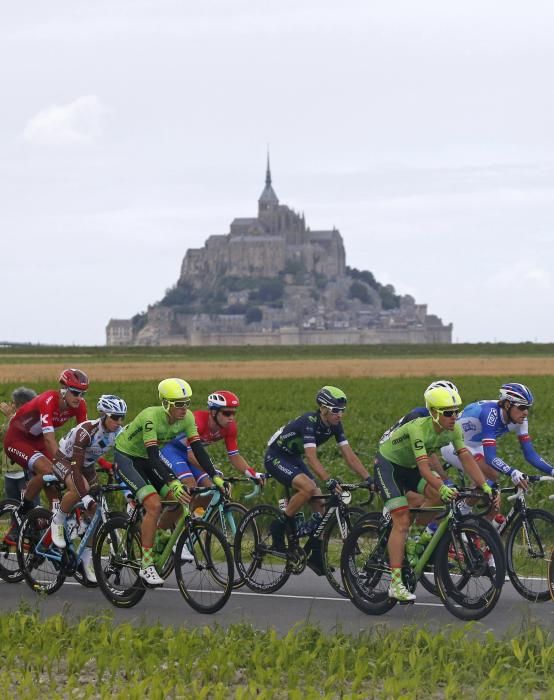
[185,410,239,456]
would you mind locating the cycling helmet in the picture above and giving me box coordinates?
[424,386,462,411]
[97,394,127,416]
[59,368,89,392]
[208,391,239,410]
[425,379,459,395]
[158,378,193,403]
[316,386,347,410]
[499,382,534,407]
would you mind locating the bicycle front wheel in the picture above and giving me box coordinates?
[234,504,292,594]
[435,518,505,621]
[340,516,397,616]
[174,519,233,613]
[207,502,248,589]
[506,508,554,602]
[0,499,24,583]
[93,515,146,608]
[18,508,66,595]
[322,506,366,596]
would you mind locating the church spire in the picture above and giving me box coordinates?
[258,150,279,214]
[265,150,272,187]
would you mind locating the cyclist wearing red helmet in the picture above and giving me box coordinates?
[161,390,264,488]
[4,368,88,514]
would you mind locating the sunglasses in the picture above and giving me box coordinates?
[328,406,346,415]
[220,410,236,417]
[168,399,191,409]
[68,389,86,397]
[512,403,530,411]
[437,408,461,418]
[107,414,125,421]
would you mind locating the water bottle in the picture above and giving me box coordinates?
[278,498,288,512]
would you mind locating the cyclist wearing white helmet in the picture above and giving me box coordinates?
[49,394,128,582]
[375,384,492,602]
[441,381,553,490]
[114,378,224,586]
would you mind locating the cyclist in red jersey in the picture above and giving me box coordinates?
[4,368,88,514]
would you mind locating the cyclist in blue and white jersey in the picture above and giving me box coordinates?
[441,382,553,489]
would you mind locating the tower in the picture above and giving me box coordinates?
[258,152,279,219]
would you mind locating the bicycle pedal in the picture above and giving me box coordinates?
[397,599,415,606]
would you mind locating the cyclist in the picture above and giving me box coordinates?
[264,385,371,576]
[114,378,224,586]
[1,386,37,500]
[375,384,493,602]
[49,395,128,583]
[4,369,88,515]
[161,390,264,500]
[440,382,553,489]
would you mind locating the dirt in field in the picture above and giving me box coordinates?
[1,357,554,382]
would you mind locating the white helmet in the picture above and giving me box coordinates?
[425,379,459,395]
[96,394,127,416]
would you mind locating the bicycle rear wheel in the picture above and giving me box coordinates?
[174,519,233,613]
[506,508,554,602]
[18,508,67,595]
[207,502,248,589]
[340,517,397,615]
[435,518,504,620]
[322,506,366,596]
[234,505,292,593]
[0,499,24,583]
[93,515,146,608]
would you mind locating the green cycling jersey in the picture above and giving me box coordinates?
[379,416,465,469]
[115,406,199,459]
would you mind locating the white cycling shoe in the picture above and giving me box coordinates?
[139,565,165,586]
[81,548,97,583]
[51,520,66,549]
[173,542,194,563]
[388,580,416,602]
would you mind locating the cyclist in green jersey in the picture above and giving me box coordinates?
[375,384,493,602]
[114,378,224,586]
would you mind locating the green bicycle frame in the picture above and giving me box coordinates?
[152,503,190,571]
[412,510,452,578]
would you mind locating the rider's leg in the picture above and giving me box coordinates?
[21,455,53,510]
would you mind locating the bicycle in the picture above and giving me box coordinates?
[16,474,125,594]
[340,488,505,621]
[93,486,234,614]
[495,474,554,602]
[234,481,373,596]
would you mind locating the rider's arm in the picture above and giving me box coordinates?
[427,453,448,478]
[304,446,331,482]
[188,436,216,478]
[338,443,370,479]
[43,432,58,459]
[456,447,487,487]
[416,456,444,491]
[228,452,258,477]
[518,434,554,476]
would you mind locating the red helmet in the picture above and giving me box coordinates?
[59,368,89,392]
[207,390,239,410]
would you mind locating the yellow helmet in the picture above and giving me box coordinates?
[424,386,462,411]
[158,378,193,404]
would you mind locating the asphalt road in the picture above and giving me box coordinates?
[1,569,552,636]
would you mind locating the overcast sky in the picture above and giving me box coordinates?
[2,1,554,345]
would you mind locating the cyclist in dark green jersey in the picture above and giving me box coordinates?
[375,384,493,602]
[115,378,224,586]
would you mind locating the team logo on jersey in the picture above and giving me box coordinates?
[486,408,498,427]
[461,421,473,433]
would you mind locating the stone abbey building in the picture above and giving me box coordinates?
[106,161,452,346]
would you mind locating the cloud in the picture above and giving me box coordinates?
[22,95,108,146]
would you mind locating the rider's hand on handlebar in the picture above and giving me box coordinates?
[511,469,529,490]
[439,483,458,503]
[245,467,266,487]
[168,479,191,505]
[213,475,226,492]
[326,478,342,494]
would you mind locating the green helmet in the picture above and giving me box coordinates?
[424,386,462,411]
[316,385,347,410]
[158,378,193,404]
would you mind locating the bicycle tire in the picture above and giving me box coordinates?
[340,516,397,616]
[207,501,248,589]
[93,514,146,608]
[435,518,505,620]
[174,519,233,613]
[322,505,366,596]
[505,508,554,602]
[234,504,292,593]
[18,507,67,595]
[0,499,25,583]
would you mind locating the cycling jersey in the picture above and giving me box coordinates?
[58,419,122,469]
[166,410,239,458]
[267,412,348,457]
[115,406,199,459]
[8,390,86,436]
[379,407,429,444]
[444,400,553,477]
[379,416,466,469]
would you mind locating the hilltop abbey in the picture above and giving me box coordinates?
[106,161,452,346]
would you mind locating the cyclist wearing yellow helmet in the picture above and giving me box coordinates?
[375,384,492,602]
[114,378,224,586]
